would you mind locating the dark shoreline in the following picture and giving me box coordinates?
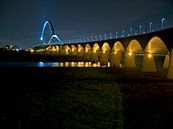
[0,66,173,129]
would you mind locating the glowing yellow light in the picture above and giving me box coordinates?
[93,50,96,53]
[52,48,56,51]
[65,62,69,67]
[148,54,152,58]
[30,49,34,53]
[85,62,89,67]
[59,62,64,67]
[71,62,75,67]
[93,63,97,67]
[114,51,117,54]
[108,62,110,67]
[78,62,84,67]
[128,52,132,56]
[103,50,106,54]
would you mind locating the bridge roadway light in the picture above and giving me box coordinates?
[95,35,98,41]
[122,30,125,37]
[109,33,112,39]
[104,33,107,40]
[91,36,94,41]
[161,18,165,29]
[139,25,142,34]
[149,22,152,32]
[83,38,86,42]
[115,31,118,38]
[99,34,102,40]
[130,28,133,35]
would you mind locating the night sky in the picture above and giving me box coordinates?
[0,0,173,48]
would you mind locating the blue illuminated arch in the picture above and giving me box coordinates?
[40,20,62,45]
[48,35,62,44]
[40,20,55,42]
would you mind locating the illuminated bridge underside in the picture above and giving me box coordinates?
[33,28,173,79]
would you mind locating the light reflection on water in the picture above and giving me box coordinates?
[37,62,107,68]
[0,62,110,67]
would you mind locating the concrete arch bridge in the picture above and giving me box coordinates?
[32,27,173,79]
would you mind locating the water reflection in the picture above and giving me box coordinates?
[37,62,109,68]
[0,62,110,67]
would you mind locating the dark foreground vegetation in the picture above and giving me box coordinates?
[0,67,173,129]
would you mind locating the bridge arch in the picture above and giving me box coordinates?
[124,39,143,68]
[45,45,58,54]
[40,20,55,43]
[77,44,84,57]
[71,45,77,55]
[48,35,62,45]
[60,45,71,55]
[100,42,111,65]
[110,41,125,67]
[64,45,71,55]
[55,45,60,52]
[142,36,169,72]
[84,44,92,61]
[92,43,100,63]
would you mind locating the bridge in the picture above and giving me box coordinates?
[31,20,173,79]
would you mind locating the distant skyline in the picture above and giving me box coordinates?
[0,0,173,48]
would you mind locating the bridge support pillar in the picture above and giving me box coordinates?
[85,51,92,61]
[167,54,173,79]
[142,54,157,72]
[71,51,77,56]
[163,55,170,69]
[124,52,136,68]
[100,51,110,66]
[110,52,122,67]
[78,51,84,57]
[92,51,99,63]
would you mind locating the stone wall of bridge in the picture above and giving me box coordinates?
[32,28,173,79]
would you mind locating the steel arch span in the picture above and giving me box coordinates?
[48,35,62,44]
[40,20,55,41]
[40,20,62,44]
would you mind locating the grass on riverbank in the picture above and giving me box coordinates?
[14,80,123,129]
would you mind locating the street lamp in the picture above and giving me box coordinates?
[104,33,107,40]
[149,22,152,32]
[130,28,133,35]
[115,31,118,38]
[87,37,90,42]
[139,25,142,34]
[99,34,102,40]
[122,30,125,37]
[91,36,94,41]
[109,32,112,39]
[95,35,98,41]
[161,18,165,29]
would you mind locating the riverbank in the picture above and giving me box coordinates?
[0,67,172,129]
